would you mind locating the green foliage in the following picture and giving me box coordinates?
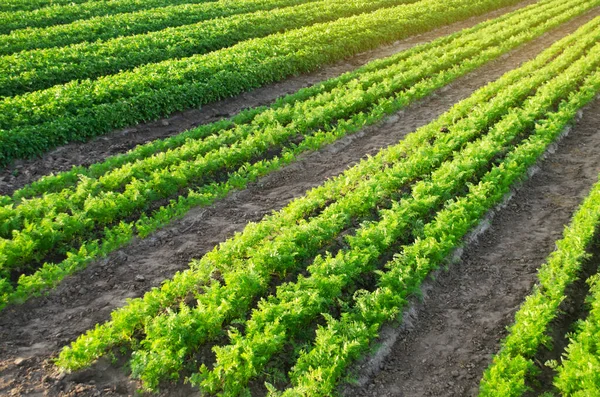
[0,0,216,34]
[53,7,600,394]
[0,0,528,165]
[192,62,564,394]
[554,275,600,396]
[2,0,582,311]
[0,0,91,13]
[0,0,322,55]
[0,0,420,96]
[282,44,600,397]
[478,107,600,396]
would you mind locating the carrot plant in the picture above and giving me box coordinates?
[555,273,600,396]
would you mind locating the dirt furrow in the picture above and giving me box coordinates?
[1,4,599,396]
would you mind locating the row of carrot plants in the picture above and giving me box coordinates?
[0,0,527,166]
[0,0,216,34]
[132,63,569,389]
[0,0,91,13]
[0,0,420,97]
[0,0,322,56]
[478,158,600,396]
[0,0,588,310]
[56,16,600,394]
[554,272,600,396]
[3,0,561,222]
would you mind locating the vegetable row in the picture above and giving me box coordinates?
[0,0,527,166]
[555,272,600,396]
[282,64,600,397]
[57,13,600,395]
[200,60,598,396]
[0,0,91,13]
[0,0,588,310]
[5,0,575,204]
[0,0,323,56]
[0,0,217,34]
[0,0,419,97]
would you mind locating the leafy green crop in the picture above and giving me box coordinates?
[0,0,217,34]
[5,0,575,204]
[555,274,600,396]
[55,9,600,394]
[0,0,322,55]
[0,0,90,13]
[268,43,600,397]
[479,144,600,396]
[1,0,589,313]
[0,0,528,166]
[195,68,574,395]
[0,0,420,97]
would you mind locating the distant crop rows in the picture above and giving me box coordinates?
[479,171,600,396]
[0,0,526,167]
[0,0,323,55]
[0,0,419,97]
[0,0,589,312]
[0,0,92,13]
[0,0,217,33]
[55,12,600,395]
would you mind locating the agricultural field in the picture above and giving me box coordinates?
[1,0,600,396]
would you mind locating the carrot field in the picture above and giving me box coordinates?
[1,0,600,396]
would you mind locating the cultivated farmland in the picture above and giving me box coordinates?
[1,0,600,396]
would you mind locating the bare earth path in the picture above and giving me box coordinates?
[1,3,599,396]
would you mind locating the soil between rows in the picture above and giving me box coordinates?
[1,3,599,396]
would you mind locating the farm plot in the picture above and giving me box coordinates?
[1,0,600,396]
[344,90,600,397]
[0,0,527,166]
[0,0,424,97]
[0,0,591,313]
[0,0,219,33]
[54,12,600,396]
[0,0,326,55]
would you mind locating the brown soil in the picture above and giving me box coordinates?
[343,99,600,396]
[1,3,599,396]
[0,0,539,197]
